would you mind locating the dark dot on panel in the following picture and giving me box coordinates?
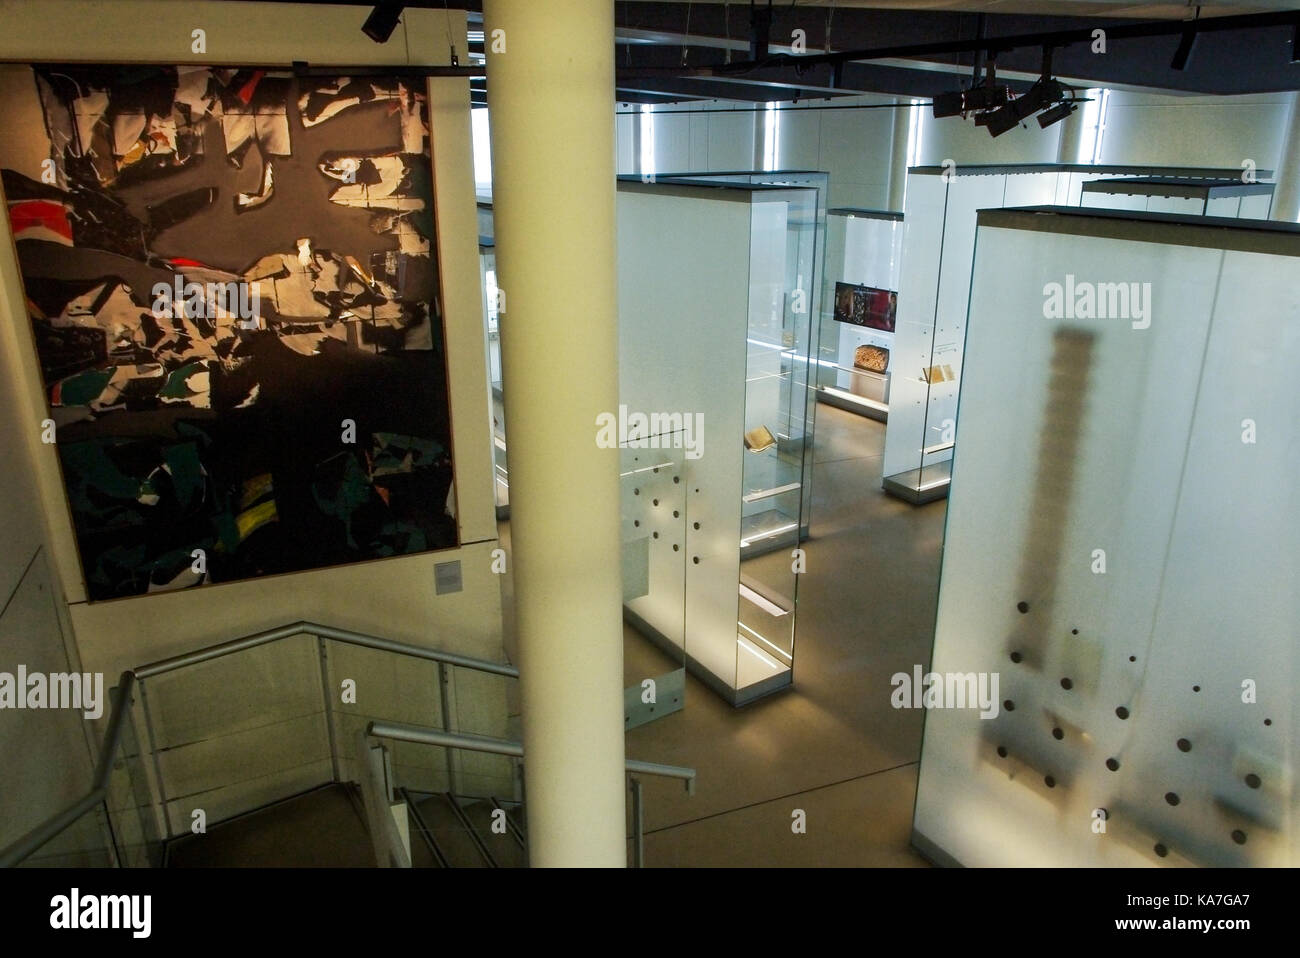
[673,476,680,483]
[672,544,679,551]
[1116,706,1130,720]
[692,522,700,530]
[1154,843,1168,858]
[1245,773,1261,789]
[1010,651,1022,663]
[1165,792,1180,806]
[1003,700,1015,712]
[1129,656,1137,662]
[1071,629,1079,635]
[653,498,659,506]
[1052,727,1064,740]
[1231,830,1247,845]
[634,520,640,527]
[1106,758,1120,771]
[673,510,679,518]
[1060,677,1073,690]
[692,557,699,564]
[1044,775,1056,788]
[1177,738,1191,753]
[652,532,659,539]
[996,746,1008,758]
[1192,685,1200,692]
[634,488,640,495]
[1264,718,1273,726]
[1017,601,1030,614]
[652,467,659,474]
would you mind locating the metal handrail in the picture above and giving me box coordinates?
[0,672,136,868]
[366,719,697,793]
[133,620,520,679]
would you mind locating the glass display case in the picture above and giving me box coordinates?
[913,205,1300,867]
[815,208,904,422]
[617,177,821,705]
[1079,177,1275,218]
[477,202,508,517]
[881,163,1271,505]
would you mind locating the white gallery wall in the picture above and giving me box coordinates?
[576,87,1300,221]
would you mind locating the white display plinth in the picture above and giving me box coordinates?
[913,205,1300,868]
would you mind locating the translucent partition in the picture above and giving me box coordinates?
[913,206,1300,867]
[881,163,1267,505]
[816,208,904,421]
[621,437,687,728]
[617,179,817,705]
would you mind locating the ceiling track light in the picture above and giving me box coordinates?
[1291,19,1300,63]
[1037,99,1078,129]
[362,2,405,45]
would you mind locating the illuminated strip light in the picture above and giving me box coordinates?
[820,386,888,412]
[739,582,792,617]
[922,441,955,455]
[736,634,788,673]
[740,521,798,549]
[742,482,802,503]
[738,623,794,662]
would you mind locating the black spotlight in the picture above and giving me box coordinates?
[363,2,405,44]
[1171,27,1197,71]
[1038,100,1078,129]
[933,84,1009,118]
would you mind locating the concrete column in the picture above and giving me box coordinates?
[887,97,913,212]
[1271,91,1300,223]
[482,0,627,866]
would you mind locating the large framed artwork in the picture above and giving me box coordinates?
[833,280,897,332]
[0,64,457,601]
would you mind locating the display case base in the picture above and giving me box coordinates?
[882,461,952,505]
[623,607,793,708]
[910,827,964,867]
[816,385,888,422]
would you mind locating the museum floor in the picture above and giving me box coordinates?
[616,403,948,866]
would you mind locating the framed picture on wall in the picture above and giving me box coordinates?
[0,63,458,601]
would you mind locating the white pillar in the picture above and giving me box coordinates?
[1271,91,1300,223]
[888,97,913,212]
[482,0,627,866]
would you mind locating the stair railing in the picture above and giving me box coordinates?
[364,720,695,868]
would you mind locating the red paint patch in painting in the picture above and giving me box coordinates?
[9,200,74,244]
[237,70,266,105]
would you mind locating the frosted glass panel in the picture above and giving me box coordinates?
[913,211,1300,867]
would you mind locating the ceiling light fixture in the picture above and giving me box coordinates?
[362,2,405,44]
[1037,99,1078,129]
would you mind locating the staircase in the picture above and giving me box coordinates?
[163,783,528,867]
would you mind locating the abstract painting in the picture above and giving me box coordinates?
[0,64,457,601]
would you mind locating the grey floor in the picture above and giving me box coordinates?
[620,403,949,866]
